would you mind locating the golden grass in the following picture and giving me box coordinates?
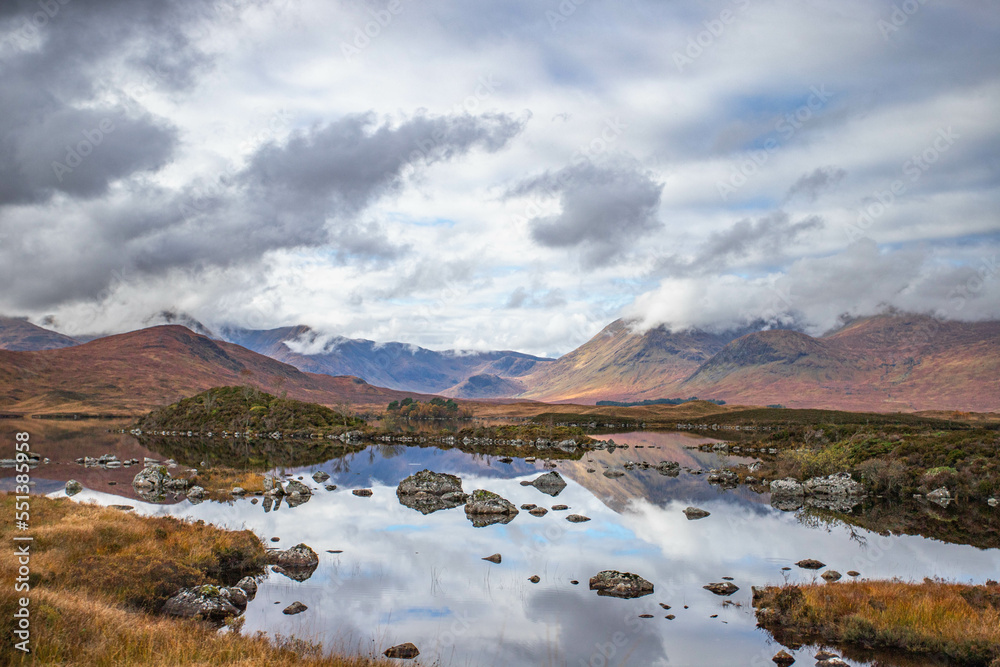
[754,581,1000,665]
[0,494,395,666]
[191,468,266,497]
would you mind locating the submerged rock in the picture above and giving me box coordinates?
[64,479,82,496]
[772,649,795,666]
[524,471,567,497]
[603,469,625,479]
[482,553,502,564]
[384,642,420,659]
[927,486,951,507]
[703,582,739,596]
[566,514,591,523]
[283,601,307,615]
[796,559,826,570]
[352,488,373,497]
[396,470,467,514]
[311,470,330,483]
[683,507,710,520]
[589,570,654,599]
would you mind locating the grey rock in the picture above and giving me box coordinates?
[821,570,842,582]
[269,543,319,570]
[772,649,795,666]
[703,582,739,596]
[236,576,257,600]
[231,487,246,496]
[64,480,82,496]
[525,471,567,497]
[311,470,330,483]
[683,507,710,520]
[384,642,419,659]
[769,478,805,497]
[803,472,865,497]
[989,497,998,507]
[283,601,307,615]
[927,486,951,507]
[283,480,312,497]
[603,469,625,479]
[589,570,654,599]
[529,507,548,517]
[162,585,241,621]
[566,514,591,523]
[352,488,373,497]
[465,490,518,518]
[132,465,170,490]
[396,470,467,514]
[796,559,826,570]
[186,486,206,500]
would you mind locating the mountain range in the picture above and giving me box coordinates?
[1,312,997,413]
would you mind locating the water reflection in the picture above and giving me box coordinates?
[7,422,1000,666]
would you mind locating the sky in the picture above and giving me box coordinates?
[1,0,998,357]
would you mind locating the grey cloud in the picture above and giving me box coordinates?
[241,111,526,212]
[509,158,663,264]
[505,287,567,309]
[785,166,846,202]
[701,211,825,263]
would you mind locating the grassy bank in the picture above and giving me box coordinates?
[753,581,1000,666]
[0,494,391,666]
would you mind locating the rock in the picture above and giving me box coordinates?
[703,582,739,596]
[707,469,738,487]
[665,614,676,620]
[268,542,319,579]
[352,489,373,497]
[64,480,82,496]
[770,497,804,512]
[988,497,997,507]
[927,486,951,506]
[396,470,467,514]
[133,465,170,490]
[769,478,805,497]
[520,503,537,510]
[162,585,242,621]
[325,484,337,491]
[525,471,567,497]
[384,642,420,659]
[803,472,865,497]
[283,480,312,497]
[821,570,842,582]
[312,470,330,483]
[223,586,248,611]
[236,576,258,600]
[683,507,710,520]
[566,514,591,523]
[589,570,654,599]
[796,559,825,570]
[847,571,860,577]
[551,504,569,511]
[465,490,518,520]
[655,461,680,476]
[772,649,795,666]
[232,487,246,496]
[529,507,548,517]
[528,575,540,583]
[186,486,206,500]
[283,601,308,615]
[603,469,625,478]
[814,651,838,660]
[482,553,502,564]
[816,659,849,667]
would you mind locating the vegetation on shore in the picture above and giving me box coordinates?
[0,494,392,666]
[135,386,363,435]
[753,581,1000,666]
[386,396,467,418]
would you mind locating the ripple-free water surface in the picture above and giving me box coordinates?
[7,423,1000,666]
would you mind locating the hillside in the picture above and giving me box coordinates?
[442,373,527,399]
[679,314,1000,412]
[0,325,431,415]
[0,316,79,351]
[220,325,553,395]
[516,319,746,403]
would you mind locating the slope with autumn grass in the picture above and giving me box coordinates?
[0,325,434,415]
[0,494,394,666]
[0,316,79,351]
[753,581,1000,666]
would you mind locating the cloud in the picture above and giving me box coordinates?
[785,166,847,202]
[507,158,663,264]
[627,239,1000,335]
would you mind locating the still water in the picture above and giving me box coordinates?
[5,421,1000,666]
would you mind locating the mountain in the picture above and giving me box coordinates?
[680,314,1000,412]
[442,374,527,399]
[516,319,747,403]
[0,325,431,415]
[219,325,553,396]
[0,316,79,351]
